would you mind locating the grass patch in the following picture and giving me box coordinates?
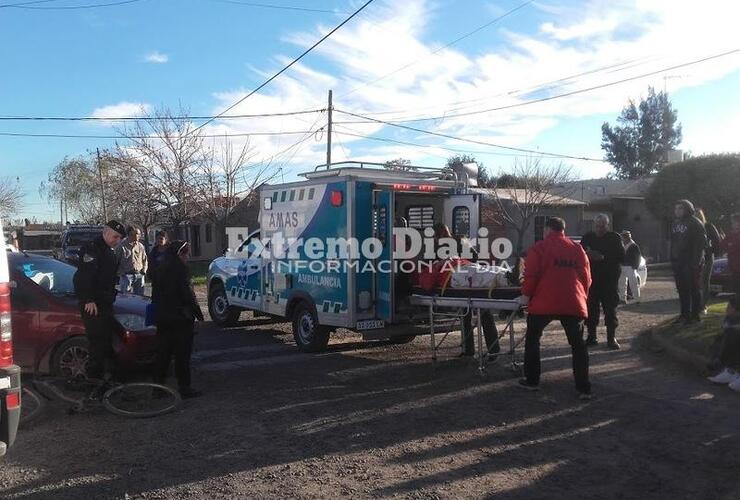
[652,301,728,357]
[190,261,210,286]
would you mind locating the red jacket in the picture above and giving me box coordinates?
[722,230,740,277]
[522,231,592,318]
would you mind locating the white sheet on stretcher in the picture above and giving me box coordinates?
[449,263,510,289]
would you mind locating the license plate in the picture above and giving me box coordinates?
[710,284,723,292]
[356,319,385,330]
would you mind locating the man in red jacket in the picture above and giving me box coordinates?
[519,217,593,399]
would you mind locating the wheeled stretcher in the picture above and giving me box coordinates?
[409,285,525,375]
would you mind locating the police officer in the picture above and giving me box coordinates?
[582,214,625,349]
[73,220,126,386]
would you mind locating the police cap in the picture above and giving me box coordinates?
[106,220,126,237]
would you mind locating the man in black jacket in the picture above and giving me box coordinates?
[73,220,126,383]
[153,240,204,398]
[582,214,625,349]
[671,199,707,324]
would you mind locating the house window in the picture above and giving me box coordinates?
[452,206,470,237]
[534,215,551,242]
[205,224,212,243]
[308,187,315,200]
[406,206,435,229]
[299,188,305,201]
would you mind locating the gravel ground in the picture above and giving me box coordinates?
[2,270,739,499]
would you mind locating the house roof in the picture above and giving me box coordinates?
[472,188,586,206]
[552,177,655,203]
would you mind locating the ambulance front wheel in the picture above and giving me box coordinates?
[208,282,241,327]
[292,302,330,353]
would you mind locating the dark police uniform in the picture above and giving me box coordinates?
[582,230,625,344]
[73,229,122,379]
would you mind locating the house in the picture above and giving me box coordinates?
[553,177,669,262]
[472,188,587,257]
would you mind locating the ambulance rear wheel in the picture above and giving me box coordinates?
[292,302,330,353]
[208,283,241,327]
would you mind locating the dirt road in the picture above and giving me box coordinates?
[2,271,739,499]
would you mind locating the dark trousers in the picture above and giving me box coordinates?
[673,262,703,320]
[80,306,116,380]
[719,324,740,370]
[462,310,499,355]
[156,321,195,389]
[701,255,714,309]
[586,281,619,339]
[524,314,591,394]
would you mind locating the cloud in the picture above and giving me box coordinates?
[203,0,740,179]
[144,51,169,64]
[90,102,151,120]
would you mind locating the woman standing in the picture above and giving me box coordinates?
[153,240,204,398]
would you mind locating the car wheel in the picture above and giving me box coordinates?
[292,302,330,353]
[51,337,90,379]
[208,282,241,327]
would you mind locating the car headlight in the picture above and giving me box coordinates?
[114,313,148,332]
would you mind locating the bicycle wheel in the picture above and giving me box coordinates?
[20,386,46,425]
[102,383,181,418]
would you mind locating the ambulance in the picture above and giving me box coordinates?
[207,161,483,352]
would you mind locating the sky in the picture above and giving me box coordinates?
[1,0,739,221]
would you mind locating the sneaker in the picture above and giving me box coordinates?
[579,392,593,401]
[708,368,738,384]
[488,342,501,355]
[729,376,740,392]
[518,379,539,391]
[585,336,598,347]
[607,339,621,350]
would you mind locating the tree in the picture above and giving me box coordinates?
[42,156,103,223]
[446,154,495,187]
[0,176,23,220]
[646,154,740,225]
[484,157,574,255]
[601,87,682,179]
[383,158,417,171]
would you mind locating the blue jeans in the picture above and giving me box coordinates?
[120,273,145,295]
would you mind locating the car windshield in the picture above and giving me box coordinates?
[66,231,99,247]
[14,258,76,297]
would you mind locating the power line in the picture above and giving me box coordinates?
[341,48,740,124]
[210,0,344,14]
[188,0,376,138]
[334,109,605,162]
[338,0,534,98]
[0,108,324,122]
[335,127,566,160]
[0,130,320,139]
[2,0,145,9]
[0,0,60,7]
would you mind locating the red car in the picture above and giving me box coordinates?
[7,252,158,379]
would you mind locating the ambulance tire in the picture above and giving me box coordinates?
[208,282,241,327]
[292,302,330,353]
[389,335,416,344]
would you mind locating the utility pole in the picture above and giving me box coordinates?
[59,198,63,227]
[96,148,108,221]
[326,89,333,167]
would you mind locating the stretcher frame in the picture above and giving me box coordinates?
[409,293,525,375]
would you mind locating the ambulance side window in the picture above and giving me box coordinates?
[280,191,287,202]
[272,192,278,202]
[374,205,387,244]
[289,190,295,201]
[298,189,305,201]
[452,206,470,237]
[308,188,315,200]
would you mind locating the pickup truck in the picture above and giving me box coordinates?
[1,220,21,456]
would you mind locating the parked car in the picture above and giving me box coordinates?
[53,225,104,266]
[710,257,731,296]
[7,253,157,379]
[1,221,21,457]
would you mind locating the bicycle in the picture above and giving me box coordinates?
[32,375,181,419]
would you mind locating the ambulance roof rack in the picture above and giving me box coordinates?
[302,161,468,190]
